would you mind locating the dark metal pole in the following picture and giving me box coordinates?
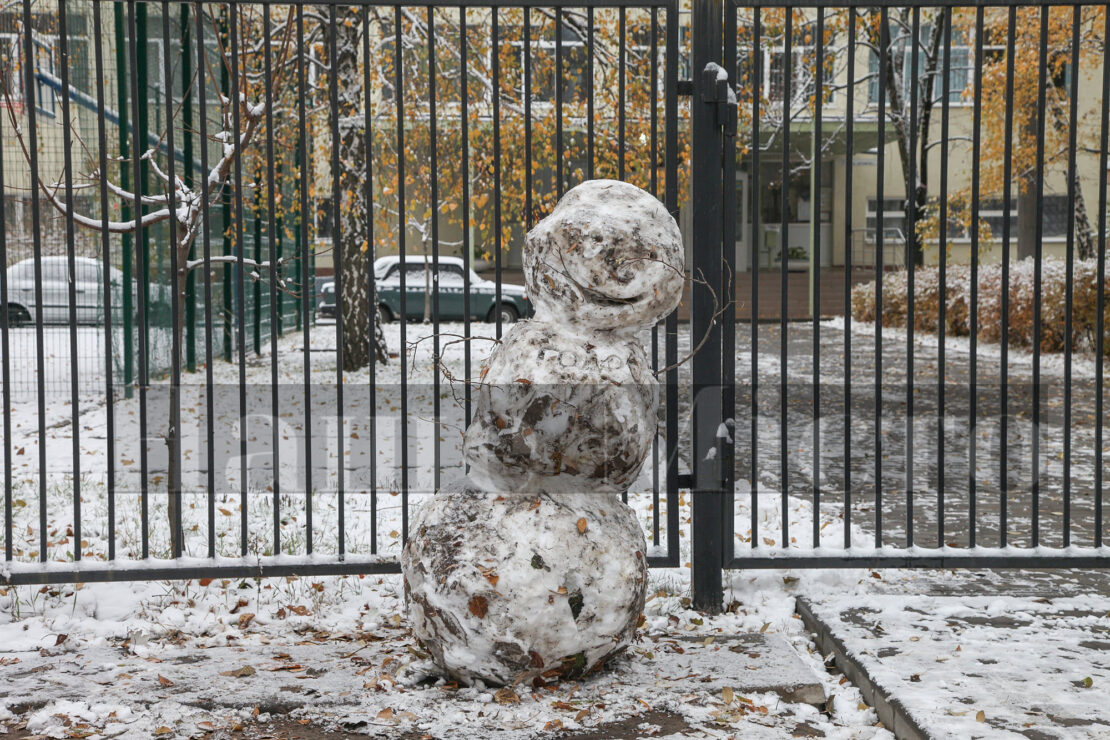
[690,0,725,614]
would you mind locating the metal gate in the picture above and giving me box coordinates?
[0,0,685,586]
[2,0,1109,610]
[685,0,1110,610]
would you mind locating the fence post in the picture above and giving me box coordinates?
[690,0,726,613]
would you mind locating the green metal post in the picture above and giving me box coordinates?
[181,3,196,372]
[113,2,133,396]
[253,195,262,355]
[136,2,151,380]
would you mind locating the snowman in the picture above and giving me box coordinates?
[402,180,684,686]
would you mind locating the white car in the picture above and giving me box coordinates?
[3,256,170,326]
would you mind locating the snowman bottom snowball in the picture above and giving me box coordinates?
[402,485,648,686]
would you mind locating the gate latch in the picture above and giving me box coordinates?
[701,63,737,138]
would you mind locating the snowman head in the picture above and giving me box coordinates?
[523,179,684,331]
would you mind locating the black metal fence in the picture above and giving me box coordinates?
[1,0,1108,611]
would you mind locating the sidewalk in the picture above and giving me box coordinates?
[798,569,1110,739]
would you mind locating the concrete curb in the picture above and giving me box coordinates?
[795,596,931,740]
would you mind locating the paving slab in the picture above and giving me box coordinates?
[0,629,831,738]
[799,591,1110,739]
[669,633,827,706]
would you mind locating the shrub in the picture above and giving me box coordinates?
[849,258,1110,355]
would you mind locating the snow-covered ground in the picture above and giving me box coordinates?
[2,315,1108,737]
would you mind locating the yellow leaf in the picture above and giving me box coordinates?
[576,518,588,534]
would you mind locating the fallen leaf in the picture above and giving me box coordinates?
[154,727,172,735]
[54,633,68,646]
[576,518,588,534]
[377,708,394,720]
[157,674,174,687]
[976,710,986,723]
[494,687,519,704]
[220,665,256,678]
[1081,676,1094,688]
[722,687,734,704]
[237,613,255,630]
[543,719,563,731]
[468,595,488,619]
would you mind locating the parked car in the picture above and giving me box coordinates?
[4,256,171,326]
[372,255,531,324]
[318,281,336,319]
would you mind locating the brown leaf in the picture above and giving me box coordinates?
[287,605,310,616]
[220,665,256,678]
[157,674,174,687]
[154,727,172,735]
[54,633,68,646]
[543,719,563,731]
[468,595,489,619]
[197,578,213,587]
[377,707,394,720]
[576,518,588,534]
[529,650,545,669]
[237,613,255,630]
[494,687,520,705]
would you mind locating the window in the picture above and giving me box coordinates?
[867,37,971,105]
[439,265,465,286]
[1,34,58,117]
[764,24,818,104]
[75,261,100,283]
[518,21,587,104]
[866,197,907,243]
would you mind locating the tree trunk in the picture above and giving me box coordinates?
[1072,171,1096,261]
[334,8,388,371]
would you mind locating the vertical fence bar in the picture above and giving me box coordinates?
[196,1,216,559]
[493,9,503,341]
[394,6,409,540]
[461,8,472,430]
[263,5,282,555]
[721,0,737,540]
[937,6,951,548]
[749,6,760,550]
[327,5,346,555]
[554,7,562,197]
[524,8,532,228]
[23,0,47,561]
[779,9,791,548]
[842,7,854,549]
[1032,5,1048,547]
[1061,5,1081,548]
[362,4,377,553]
[811,7,823,548]
[968,6,983,548]
[296,2,313,555]
[999,6,1016,545]
[229,4,248,556]
[182,4,196,374]
[161,0,183,557]
[587,6,594,179]
[651,5,660,545]
[690,0,724,611]
[618,6,626,181]
[126,0,151,559]
[904,7,919,548]
[0,6,10,563]
[874,7,888,548]
[664,0,679,566]
[1096,5,1109,548]
[58,0,83,562]
[95,0,115,561]
[429,7,442,494]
